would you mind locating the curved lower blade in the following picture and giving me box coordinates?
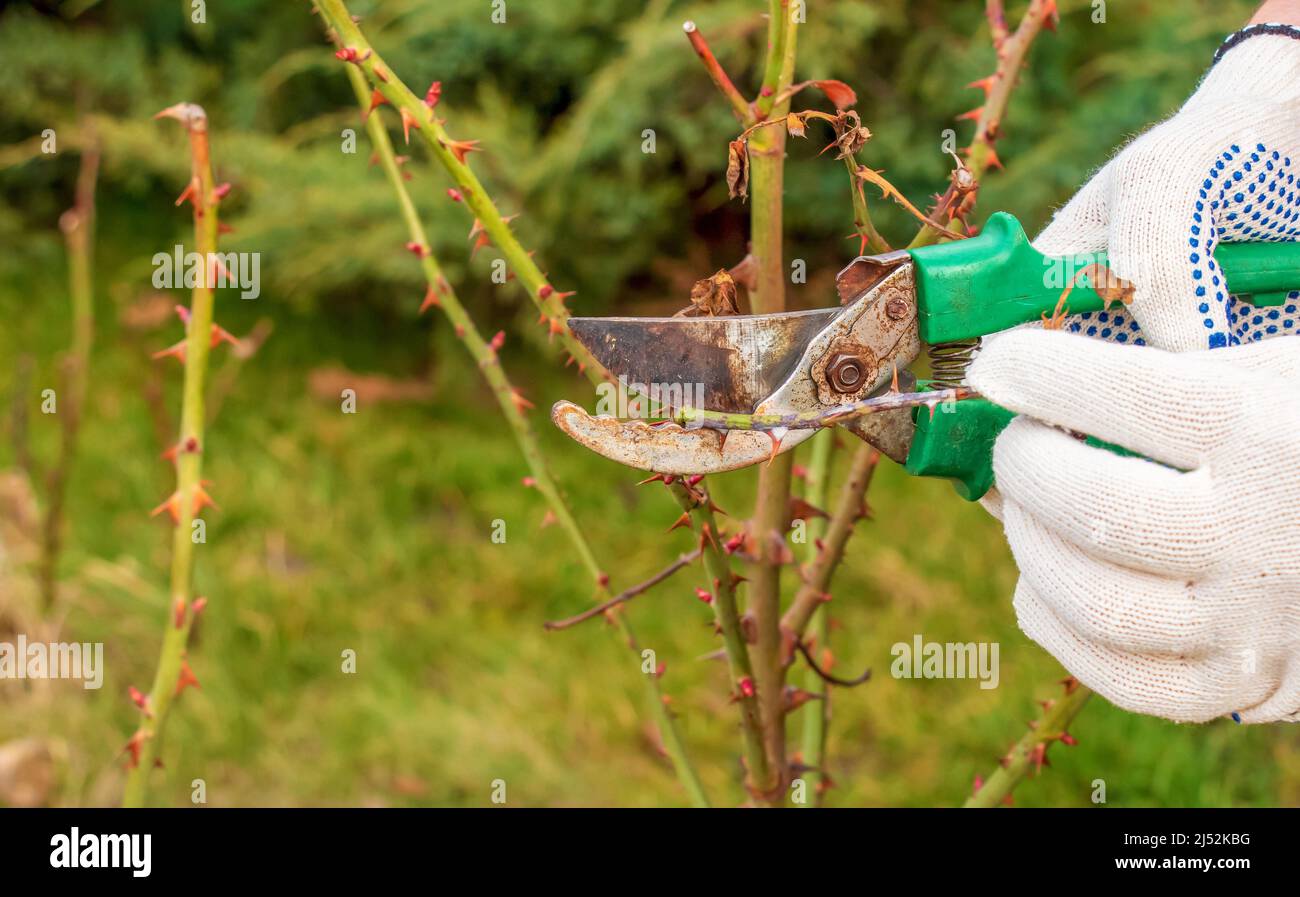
[551,401,816,475]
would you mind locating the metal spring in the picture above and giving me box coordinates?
[927,338,980,389]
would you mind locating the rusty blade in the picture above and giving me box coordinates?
[551,401,816,475]
[568,308,840,413]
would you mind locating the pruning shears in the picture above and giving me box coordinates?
[552,213,1300,500]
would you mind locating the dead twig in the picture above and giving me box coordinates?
[544,548,702,631]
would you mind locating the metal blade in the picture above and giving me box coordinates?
[568,308,840,413]
[551,401,816,475]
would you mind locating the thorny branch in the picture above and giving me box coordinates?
[314,0,606,381]
[911,0,1058,247]
[672,386,976,432]
[966,679,1091,808]
[342,63,710,807]
[782,445,880,642]
[123,103,230,806]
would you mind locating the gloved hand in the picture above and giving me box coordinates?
[977,24,1300,723]
[1031,27,1300,352]
[970,329,1300,723]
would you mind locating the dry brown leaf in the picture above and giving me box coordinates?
[785,112,807,138]
[676,269,742,318]
[726,139,749,201]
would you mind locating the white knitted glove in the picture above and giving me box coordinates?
[969,329,1300,723]
[1031,28,1300,351]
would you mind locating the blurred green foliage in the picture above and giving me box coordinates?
[3,0,1297,808]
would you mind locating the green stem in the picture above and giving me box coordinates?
[123,104,221,807]
[782,445,879,640]
[667,481,769,798]
[744,1,799,804]
[795,431,835,806]
[313,0,605,381]
[41,126,99,611]
[965,683,1092,808]
[346,66,708,808]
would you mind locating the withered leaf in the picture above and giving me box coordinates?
[812,79,858,111]
[676,269,742,318]
[1080,263,1135,307]
[785,112,807,138]
[826,110,871,160]
[726,138,750,201]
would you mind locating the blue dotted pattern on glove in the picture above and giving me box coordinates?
[1065,143,1300,349]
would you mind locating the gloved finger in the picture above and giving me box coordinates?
[1236,674,1300,724]
[969,327,1262,470]
[1012,579,1231,723]
[991,416,1218,577]
[1030,161,1113,257]
[1220,324,1300,378]
[1002,500,1211,655]
[1101,130,1238,352]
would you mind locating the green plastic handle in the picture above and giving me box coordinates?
[903,213,1300,500]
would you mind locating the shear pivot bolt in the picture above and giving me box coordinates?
[885,297,909,320]
[826,354,866,392]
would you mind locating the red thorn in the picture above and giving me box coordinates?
[334,46,370,64]
[722,533,745,555]
[373,66,389,83]
[151,491,183,523]
[123,731,147,769]
[175,660,200,696]
[510,388,534,414]
[424,80,442,109]
[128,686,151,715]
[738,676,756,698]
[956,108,983,122]
[365,88,389,120]
[1060,732,1078,747]
[686,474,704,487]
[597,571,610,588]
[210,324,240,350]
[404,241,428,258]
[966,75,996,95]
[210,182,232,203]
[447,188,463,202]
[173,597,187,628]
[174,178,198,207]
[984,146,1003,170]
[537,284,554,300]
[191,482,217,516]
[695,587,714,605]
[444,137,481,165]
[399,107,419,144]
[489,330,506,353]
[521,476,536,488]
[419,284,441,314]
[218,221,235,235]
[192,597,207,616]
[667,511,693,533]
[152,338,188,361]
